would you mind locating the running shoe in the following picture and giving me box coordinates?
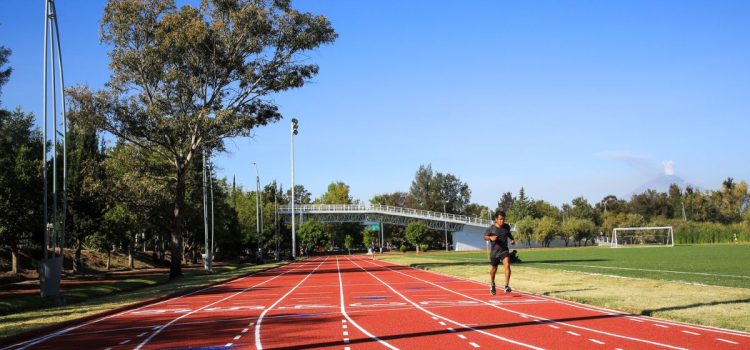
[490,283,496,295]
[504,285,512,293]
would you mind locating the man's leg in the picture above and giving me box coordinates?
[489,263,498,295]
[502,256,512,292]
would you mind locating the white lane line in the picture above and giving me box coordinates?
[342,324,348,329]
[654,324,669,328]
[549,325,560,329]
[104,348,112,350]
[343,331,349,336]
[681,330,700,335]
[628,318,644,323]
[137,332,147,338]
[348,257,543,350]
[469,341,480,347]
[590,339,605,344]
[364,258,690,350]
[225,343,232,347]
[136,264,306,350]
[458,334,468,340]
[567,331,580,336]
[255,258,328,350]
[119,339,131,345]
[335,257,399,350]
[439,321,446,326]
[242,328,249,333]
[717,338,739,344]
[233,335,241,340]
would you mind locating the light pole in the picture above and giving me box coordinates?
[291,118,298,258]
[202,150,211,272]
[253,162,262,261]
[443,202,448,252]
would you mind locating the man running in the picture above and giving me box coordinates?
[484,210,515,295]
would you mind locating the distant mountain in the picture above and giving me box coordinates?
[629,174,699,197]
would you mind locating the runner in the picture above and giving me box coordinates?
[484,210,515,295]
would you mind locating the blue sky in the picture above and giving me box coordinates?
[1,1,749,209]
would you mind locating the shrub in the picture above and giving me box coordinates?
[399,245,408,253]
[419,243,428,252]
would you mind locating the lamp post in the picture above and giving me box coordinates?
[202,150,211,272]
[252,162,262,261]
[443,202,448,252]
[291,118,298,258]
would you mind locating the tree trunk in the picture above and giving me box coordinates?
[74,238,83,274]
[128,243,134,270]
[11,243,19,275]
[106,248,111,271]
[170,173,186,279]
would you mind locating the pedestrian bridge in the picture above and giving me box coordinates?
[277,204,493,251]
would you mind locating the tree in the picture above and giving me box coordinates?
[405,221,428,253]
[497,192,515,213]
[0,46,10,92]
[533,216,560,247]
[569,196,601,226]
[0,109,43,274]
[68,0,336,278]
[297,220,327,254]
[65,122,106,273]
[409,164,471,212]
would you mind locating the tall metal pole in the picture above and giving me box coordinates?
[274,186,279,260]
[202,150,211,271]
[209,160,215,265]
[444,202,448,252]
[291,119,297,259]
[253,162,261,261]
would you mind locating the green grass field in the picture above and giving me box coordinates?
[423,244,750,288]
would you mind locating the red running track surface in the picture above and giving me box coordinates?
[2,256,748,350]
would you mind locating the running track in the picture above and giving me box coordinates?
[2,256,748,350]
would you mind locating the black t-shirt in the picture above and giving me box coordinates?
[485,223,514,258]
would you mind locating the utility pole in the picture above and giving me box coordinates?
[202,150,211,272]
[444,202,448,252]
[291,118,298,258]
[253,162,262,261]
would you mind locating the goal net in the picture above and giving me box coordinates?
[611,226,674,248]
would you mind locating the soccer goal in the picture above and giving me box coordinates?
[611,226,674,248]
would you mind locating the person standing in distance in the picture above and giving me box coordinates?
[484,210,515,295]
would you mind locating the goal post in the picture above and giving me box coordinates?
[611,226,674,248]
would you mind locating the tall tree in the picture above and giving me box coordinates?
[68,0,336,278]
[409,164,470,212]
[0,109,43,274]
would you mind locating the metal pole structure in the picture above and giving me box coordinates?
[202,150,211,272]
[444,202,448,252]
[209,160,215,265]
[379,222,384,254]
[40,0,66,301]
[290,119,298,259]
[274,186,279,260]
[253,162,262,261]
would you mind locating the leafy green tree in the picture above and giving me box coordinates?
[68,0,336,278]
[569,196,601,226]
[298,220,327,254]
[464,203,489,219]
[0,109,43,274]
[370,192,416,208]
[533,216,560,247]
[0,45,10,90]
[65,122,106,273]
[405,221,428,253]
[596,194,627,214]
[530,200,559,219]
[409,164,470,213]
[508,187,533,221]
[513,217,536,247]
[344,234,353,254]
[562,217,597,247]
[497,192,514,213]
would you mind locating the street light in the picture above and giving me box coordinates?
[252,162,262,261]
[443,202,448,252]
[290,118,298,259]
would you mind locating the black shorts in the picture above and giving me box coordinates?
[489,250,510,266]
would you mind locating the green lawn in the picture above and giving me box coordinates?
[429,244,750,288]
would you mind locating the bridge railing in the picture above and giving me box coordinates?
[278,204,491,226]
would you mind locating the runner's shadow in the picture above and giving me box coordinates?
[641,298,750,316]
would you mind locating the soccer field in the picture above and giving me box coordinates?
[431,244,750,288]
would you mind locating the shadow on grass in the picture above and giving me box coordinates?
[542,288,598,296]
[522,259,610,264]
[641,298,750,316]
